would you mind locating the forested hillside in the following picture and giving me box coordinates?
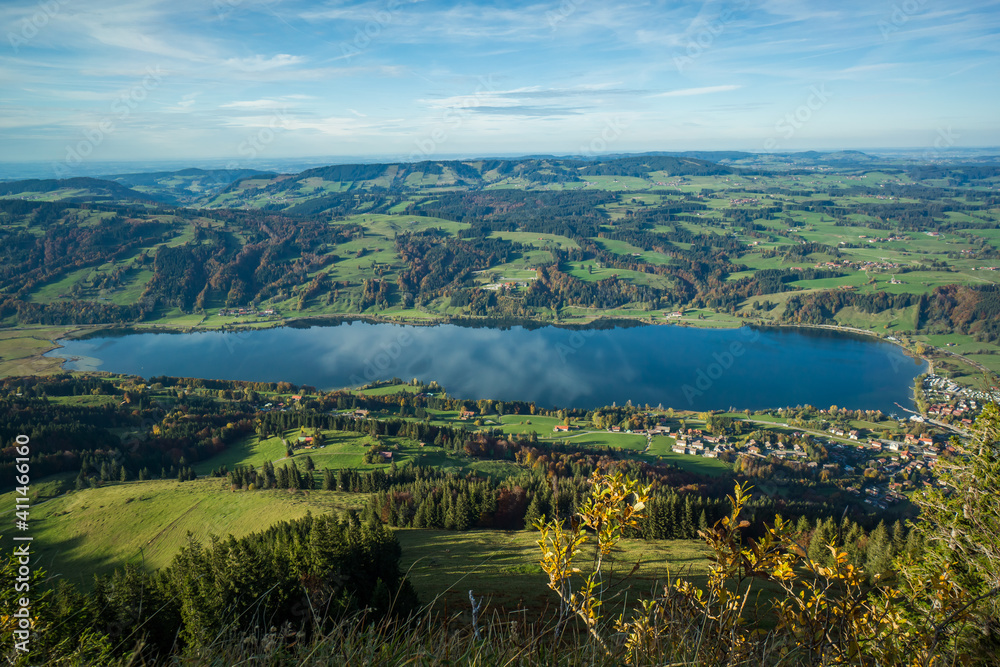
[1,153,999,381]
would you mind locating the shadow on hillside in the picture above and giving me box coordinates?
[2,531,153,592]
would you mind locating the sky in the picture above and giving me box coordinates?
[1,0,998,172]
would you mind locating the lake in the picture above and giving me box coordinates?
[47,321,926,414]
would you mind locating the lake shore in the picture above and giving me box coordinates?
[24,308,924,367]
[10,307,989,406]
[41,316,926,414]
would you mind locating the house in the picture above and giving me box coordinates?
[380,451,393,460]
[918,434,934,447]
[459,410,476,420]
[553,424,570,432]
[849,430,860,440]
[672,444,687,454]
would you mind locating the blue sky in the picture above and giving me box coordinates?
[2,0,998,169]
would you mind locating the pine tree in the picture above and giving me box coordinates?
[388,499,401,527]
[904,528,923,558]
[443,493,456,530]
[523,494,547,530]
[843,523,866,568]
[795,514,812,538]
[454,493,472,531]
[892,520,907,555]
[430,498,445,529]
[682,496,696,539]
[413,500,429,528]
[809,518,837,566]
[865,521,893,577]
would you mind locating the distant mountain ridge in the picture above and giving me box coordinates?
[3,150,997,210]
[100,167,275,204]
[0,176,153,202]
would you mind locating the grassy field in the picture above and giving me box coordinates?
[5,478,365,587]
[353,383,425,396]
[593,237,673,265]
[644,448,733,477]
[497,414,577,435]
[192,428,471,477]
[396,529,710,613]
[490,231,579,249]
[0,472,75,505]
[557,431,648,450]
[0,327,78,377]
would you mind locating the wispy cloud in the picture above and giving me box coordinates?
[220,99,293,109]
[0,0,996,161]
[223,54,306,72]
[651,85,742,98]
[466,105,585,117]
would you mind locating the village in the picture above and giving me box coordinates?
[234,376,990,519]
[922,373,1000,418]
[217,306,278,317]
[542,405,962,515]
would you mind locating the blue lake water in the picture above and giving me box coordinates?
[46,321,926,414]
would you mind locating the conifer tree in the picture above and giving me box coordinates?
[454,492,472,531]
[865,521,893,576]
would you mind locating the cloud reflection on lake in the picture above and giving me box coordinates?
[48,321,926,413]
